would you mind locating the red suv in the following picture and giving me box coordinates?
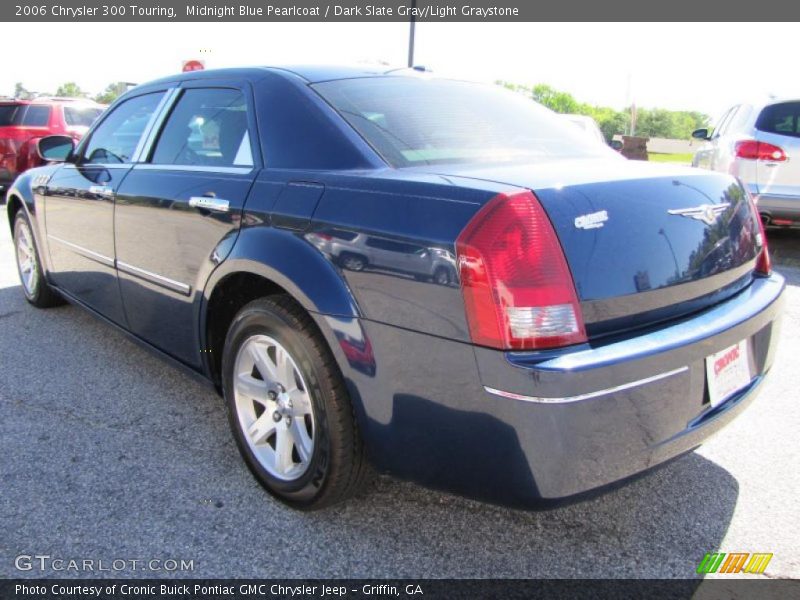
[1,98,104,196]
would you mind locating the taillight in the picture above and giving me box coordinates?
[456,190,587,350]
[735,140,786,162]
[747,190,772,276]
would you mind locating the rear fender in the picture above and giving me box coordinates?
[204,225,360,318]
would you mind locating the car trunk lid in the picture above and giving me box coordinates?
[431,159,764,338]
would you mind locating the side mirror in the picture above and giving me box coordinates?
[609,139,623,151]
[37,135,75,163]
[691,128,710,141]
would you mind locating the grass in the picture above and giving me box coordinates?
[648,152,694,163]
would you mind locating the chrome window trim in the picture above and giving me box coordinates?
[74,89,176,167]
[484,366,689,404]
[116,260,191,296]
[132,87,182,163]
[60,163,131,171]
[47,235,114,268]
[134,164,254,175]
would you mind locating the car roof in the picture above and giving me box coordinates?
[141,64,424,87]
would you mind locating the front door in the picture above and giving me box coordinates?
[44,91,167,323]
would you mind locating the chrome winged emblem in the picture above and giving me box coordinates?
[667,203,730,226]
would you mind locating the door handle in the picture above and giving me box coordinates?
[189,196,230,213]
[89,185,114,197]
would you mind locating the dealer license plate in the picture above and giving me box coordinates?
[706,340,751,408]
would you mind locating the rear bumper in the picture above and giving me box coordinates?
[473,272,785,500]
[329,273,784,506]
[754,193,800,224]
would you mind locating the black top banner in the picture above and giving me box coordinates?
[3,0,798,21]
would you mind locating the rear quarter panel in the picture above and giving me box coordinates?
[307,171,501,341]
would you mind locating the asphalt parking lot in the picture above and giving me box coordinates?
[1,220,799,580]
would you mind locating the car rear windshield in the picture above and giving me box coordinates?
[755,102,800,138]
[64,106,103,127]
[0,104,22,126]
[313,77,613,167]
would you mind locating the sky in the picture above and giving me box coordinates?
[2,22,797,119]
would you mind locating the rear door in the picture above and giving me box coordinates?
[113,82,259,367]
[753,101,800,198]
[44,90,168,323]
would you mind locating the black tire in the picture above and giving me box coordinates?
[434,267,451,286]
[339,253,366,272]
[221,295,372,510]
[13,210,63,308]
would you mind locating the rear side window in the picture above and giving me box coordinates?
[313,77,613,167]
[21,105,51,126]
[64,106,103,127]
[83,92,164,164]
[756,102,800,137]
[0,104,22,126]
[151,88,253,167]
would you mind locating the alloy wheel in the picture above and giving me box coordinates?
[233,334,316,481]
[15,220,38,297]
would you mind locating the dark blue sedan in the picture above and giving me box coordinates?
[6,66,784,509]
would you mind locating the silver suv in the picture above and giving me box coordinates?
[305,229,457,285]
[692,98,800,227]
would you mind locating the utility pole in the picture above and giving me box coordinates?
[407,0,416,67]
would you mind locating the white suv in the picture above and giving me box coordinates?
[692,98,800,227]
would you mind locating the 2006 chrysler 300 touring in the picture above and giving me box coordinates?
[7,66,785,509]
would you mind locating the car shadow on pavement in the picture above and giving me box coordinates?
[314,395,738,579]
[0,284,737,579]
[768,228,800,269]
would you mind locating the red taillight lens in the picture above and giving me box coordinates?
[754,220,772,276]
[747,191,772,276]
[735,140,786,162]
[456,190,587,350]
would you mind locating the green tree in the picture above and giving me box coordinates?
[94,82,128,104]
[14,82,34,100]
[54,82,87,98]
[530,84,581,114]
[496,80,709,141]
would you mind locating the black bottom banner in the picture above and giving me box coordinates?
[2,579,799,600]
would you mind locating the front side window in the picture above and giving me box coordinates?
[21,105,51,126]
[712,106,736,138]
[82,92,164,165]
[313,77,615,168]
[151,88,253,167]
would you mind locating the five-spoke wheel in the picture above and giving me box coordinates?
[234,335,316,481]
[222,296,372,509]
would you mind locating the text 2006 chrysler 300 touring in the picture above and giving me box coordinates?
[7,66,785,509]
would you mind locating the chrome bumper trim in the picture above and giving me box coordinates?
[484,366,689,404]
